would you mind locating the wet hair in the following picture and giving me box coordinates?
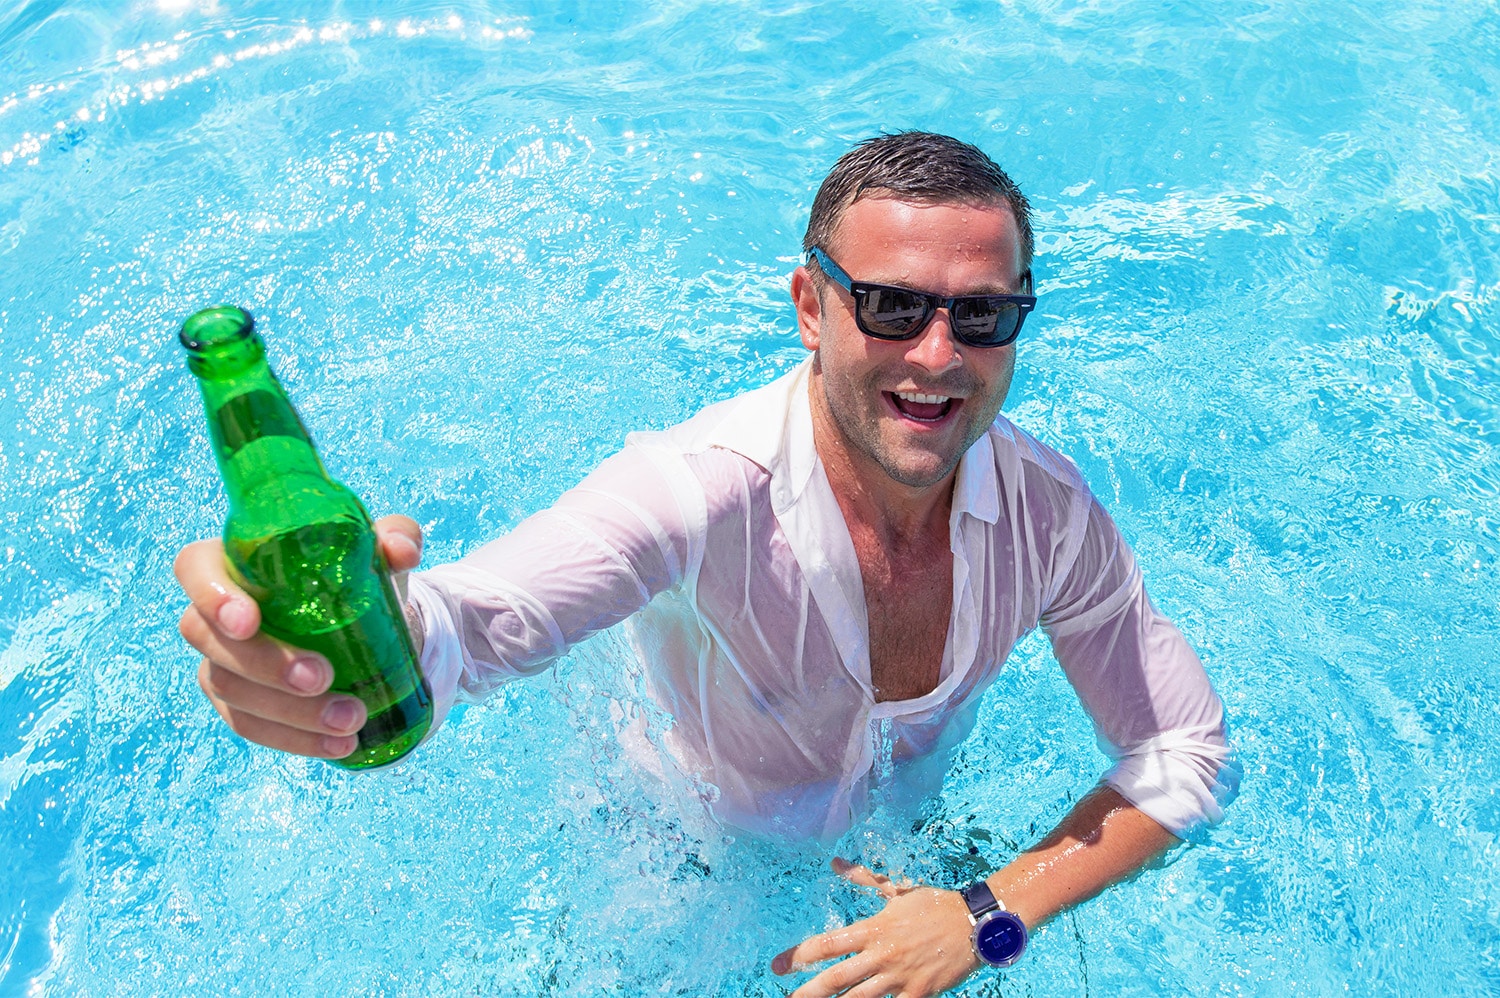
[802,131,1034,288]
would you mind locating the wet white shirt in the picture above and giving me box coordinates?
[409,360,1236,841]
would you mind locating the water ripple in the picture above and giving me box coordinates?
[2,1,1498,995]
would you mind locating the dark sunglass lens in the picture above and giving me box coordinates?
[953,299,1020,346]
[858,287,931,338]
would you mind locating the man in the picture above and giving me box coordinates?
[175,132,1235,997]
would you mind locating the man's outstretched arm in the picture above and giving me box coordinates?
[772,784,1176,998]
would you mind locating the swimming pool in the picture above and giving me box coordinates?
[2,0,1497,993]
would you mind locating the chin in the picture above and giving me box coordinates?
[877,450,962,489]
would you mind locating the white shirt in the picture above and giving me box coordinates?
[409,360,1236,840]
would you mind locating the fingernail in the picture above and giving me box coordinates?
[219,597,255,637]
[771,955,789,975]
[285,658,329,694]
[321,734,357,758]
[388,533,420,563]
[322,698,364,733]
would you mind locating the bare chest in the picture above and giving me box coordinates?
[857,542,954,703]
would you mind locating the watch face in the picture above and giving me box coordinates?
[974,910,1027,967]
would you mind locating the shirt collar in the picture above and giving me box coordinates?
[698,356,1001,524]
[952,426,1000,525]
[694,358,816,515]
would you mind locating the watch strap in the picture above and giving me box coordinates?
[963,879,1028,968]
[961,880,1000,921]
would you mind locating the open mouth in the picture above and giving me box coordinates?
[887,390,956,423]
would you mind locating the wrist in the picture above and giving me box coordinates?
[961,879,1029,968]
[402,598,426,657]
[942,889,985,973]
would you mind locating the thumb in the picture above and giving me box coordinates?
[832,857,904,899]
[375,514,425,653]
[376,514,423,571]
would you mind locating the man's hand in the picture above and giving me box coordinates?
[174,514,424,759]
[772,857,981,998]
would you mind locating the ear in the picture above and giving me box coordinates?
[790,266,822,352]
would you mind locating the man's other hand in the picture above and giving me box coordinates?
[772,857,982,998]
[174,514,423,759]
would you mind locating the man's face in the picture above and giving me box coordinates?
[793,195,1026,492]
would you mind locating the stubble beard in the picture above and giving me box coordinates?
[820,361,994,491]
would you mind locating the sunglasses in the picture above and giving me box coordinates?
[804,245,1036,348]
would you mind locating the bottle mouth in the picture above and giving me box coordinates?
[180,305,257,352]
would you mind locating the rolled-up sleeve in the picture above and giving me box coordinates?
[1041,494,1239,837]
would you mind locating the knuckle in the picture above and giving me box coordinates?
[171,539,217,583]
[829,961,863,989]
[222,708,251,738]
[178,605,205,644]
[170,544,193,582]
[179,597,248,653]
[199,660,229,700]
[382,512,421,537]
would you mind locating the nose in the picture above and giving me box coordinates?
[904,307,964,375]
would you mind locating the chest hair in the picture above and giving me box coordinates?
[855,533,954,703]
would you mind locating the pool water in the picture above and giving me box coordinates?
[2,1,1497,994]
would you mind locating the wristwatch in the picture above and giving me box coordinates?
[960,880,1028,968]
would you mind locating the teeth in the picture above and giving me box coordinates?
[894,391,950,405]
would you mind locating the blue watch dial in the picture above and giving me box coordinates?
[973,909,1027,967]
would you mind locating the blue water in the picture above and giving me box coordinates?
[2,1,1497,994]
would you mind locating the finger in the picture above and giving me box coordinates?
[377,514,422,612]
[376,515,423,571]
[833,858,903,899]
[787,952,879,998]
[773,925,870,975]
[199,657,365,736]
[839,976,896,998]
[201,660,361,758]
[173,539,259,641]
[179,600,332,696]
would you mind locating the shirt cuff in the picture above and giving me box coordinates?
[406,573,468,736]
[1102,728,1241,839]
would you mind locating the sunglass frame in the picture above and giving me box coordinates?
[803,246,1037,348]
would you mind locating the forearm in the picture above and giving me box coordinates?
[985,783,1178,929]
[772,785,1180,996]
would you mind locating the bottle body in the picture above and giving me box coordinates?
[182,305,431,769]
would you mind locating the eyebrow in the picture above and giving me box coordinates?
[860,274,1029,296]
[808,247,1031,297]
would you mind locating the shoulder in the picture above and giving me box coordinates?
[625,361,809,470]
[968,415,1110,590]
[984,414,1092,503]
[589,389,782,531]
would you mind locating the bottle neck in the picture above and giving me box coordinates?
[184,314,329,501]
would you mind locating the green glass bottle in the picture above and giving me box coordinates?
[180,304,432,769]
